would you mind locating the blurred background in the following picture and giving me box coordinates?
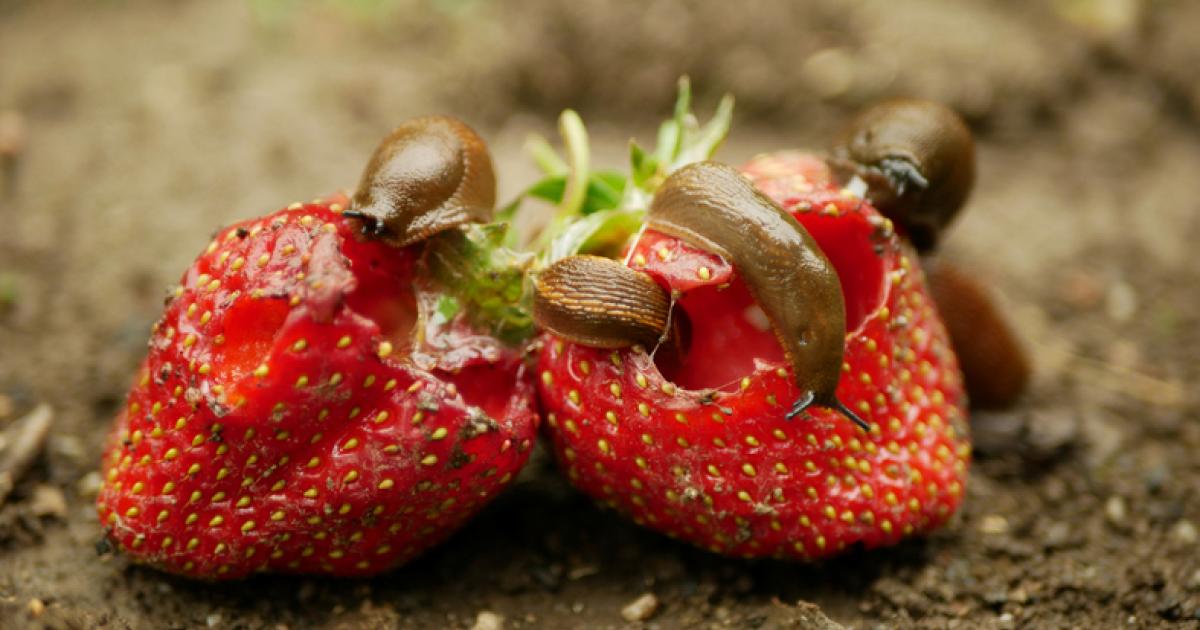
[1,1,1198,628]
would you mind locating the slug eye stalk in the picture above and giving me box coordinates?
[828,98,975,253]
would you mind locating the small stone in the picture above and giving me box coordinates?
[996,612,1015,630]
[982,589,1008,606]
[1186,569,1200,590]
[567,564,599,580]
[27,598,45,618]
[1170,520,1198,545]
[1042,520,1073,549]
[206,613,221,628]
[29,484,67,519]
[979,515,1009,536]
[621,593,660,622]
[1025,409,1078,460]
[1106,281,1137,322]
[470,611,504,630]
[1105,496,1128,528]
[77,471,103,497]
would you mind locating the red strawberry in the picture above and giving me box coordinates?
[536,151,970,560]
[97,117,539,578]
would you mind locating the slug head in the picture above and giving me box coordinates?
[829,99,975,252]
[348,115,496,247]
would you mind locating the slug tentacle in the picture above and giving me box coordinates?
[349,115,496,247]
[828,99,975,252]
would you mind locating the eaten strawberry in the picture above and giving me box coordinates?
[97,117,539,579]
[525,85,970,559]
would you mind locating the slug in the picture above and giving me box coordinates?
[344,115,496,247]
[925,260,1030,410]
[828,99,975,252]
[533,255,672,350]
[648,161,864,428]
[533,162,864,428]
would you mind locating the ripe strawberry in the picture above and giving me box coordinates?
[536,150,970,560]
[97,118,540,579]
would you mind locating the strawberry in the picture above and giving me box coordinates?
[523,86,969,560]
[97,117,539,579]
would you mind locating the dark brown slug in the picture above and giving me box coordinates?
[828,99,975,252]
[647,161,864,427]
[925,260,1031,410]
[533,255,672,349]
[345,115,496,247]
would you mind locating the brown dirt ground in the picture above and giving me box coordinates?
[1,1,1199,628]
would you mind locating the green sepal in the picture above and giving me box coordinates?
[505,76,735,263]
[425,224,536,345]
[545,207,646,265]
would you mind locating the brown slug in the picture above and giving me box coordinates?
[344,115,496,247]
[647,161,864,427]
[925,260,1030,410]
[532,162,865,428]
[828,98,975,252]
[533,255,672,349]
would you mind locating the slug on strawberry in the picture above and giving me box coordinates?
[344,115,496,245]
[828,99,1030,409]
[518,83,970,560]
[535,161,867,429]
[97,116,539,579]
[828,98,975,253]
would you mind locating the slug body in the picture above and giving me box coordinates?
[533,255,672,349]
[347,115,496,247]
[828,99,975,252]
[926,260,1030,409]
[648,162,860,425]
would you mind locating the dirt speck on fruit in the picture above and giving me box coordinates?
[1,1,1199,628]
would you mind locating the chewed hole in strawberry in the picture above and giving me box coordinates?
[344,278,419,356]
[650,208,888,391]
[441,362,521,422]
[213,297,290,382]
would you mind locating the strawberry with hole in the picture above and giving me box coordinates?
[97,116,540,578]
[522,83,970,559]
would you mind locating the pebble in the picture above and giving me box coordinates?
[1187,569,1200,590]
[1024,409,1078,460]
[1106,281,1137,322]
[1105,496,1128,528]
[979,515,1010,536]
[470,611,504,630]
[996,612,1015,630]
[1042,520,1073,549]
[29,484,67,519]
[1170,520,1198,545]
[77,471,103,498]
[206,613,221,628]
[27,598,45,618]
[621,593,660,622]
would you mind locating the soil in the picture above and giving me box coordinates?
[1,1,1199,628]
